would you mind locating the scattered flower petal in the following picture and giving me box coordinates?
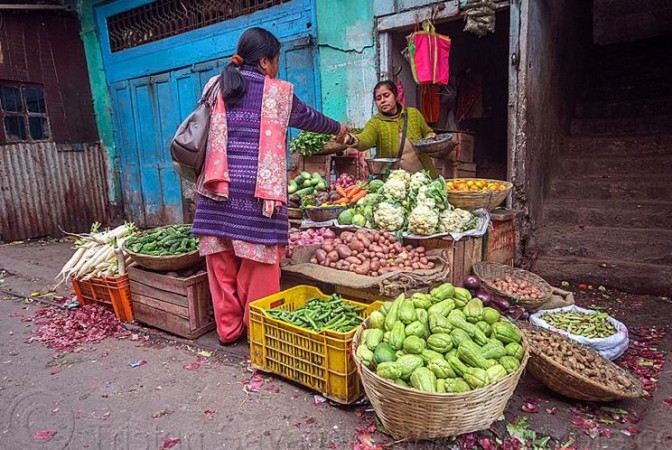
[183,362,201,370]
[521,401,539,413]
[160,437,181,449]
[34,430,56,441]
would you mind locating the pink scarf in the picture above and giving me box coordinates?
[196,75,293,217]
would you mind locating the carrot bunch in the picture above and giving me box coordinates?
[327,185,367,206]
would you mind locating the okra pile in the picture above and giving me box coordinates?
[542,311,617,339]
[125,225,198,256]
[266,295,365,333]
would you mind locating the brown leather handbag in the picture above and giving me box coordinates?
[170,77,220,182]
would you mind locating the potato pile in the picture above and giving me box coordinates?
[493,276,545,300]
[523,326,639,394]
[309,229,432,276]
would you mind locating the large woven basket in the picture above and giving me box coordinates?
[414,133,457,158]
[352,323,529,440]
[518,323,644,402]
[473,262,552,310]
[122,226,202,272]
[447,179,512,211]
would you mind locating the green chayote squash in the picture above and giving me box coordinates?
[410,367,437,393]
[402,335,426,354]
[376,361,402,380]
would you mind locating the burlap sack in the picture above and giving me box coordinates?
[528,286,575,313]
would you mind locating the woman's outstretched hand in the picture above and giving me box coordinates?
[335,124,349,144]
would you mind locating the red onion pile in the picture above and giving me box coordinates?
[460,275,528,320]
[286,228,337,257]
[335,173,357,189]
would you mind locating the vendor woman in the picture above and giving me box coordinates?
[348,80,437,176]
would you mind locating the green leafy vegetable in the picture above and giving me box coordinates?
[289,131,332,156]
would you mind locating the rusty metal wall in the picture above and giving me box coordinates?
[0,142,110,242]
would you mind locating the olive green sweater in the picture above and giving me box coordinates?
[355,105,436,175]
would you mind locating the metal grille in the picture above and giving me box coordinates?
[107,0,290,52]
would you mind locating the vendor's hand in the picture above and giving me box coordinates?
[345,133,357,146]
[335,124,349,144]
[427,132,437,140]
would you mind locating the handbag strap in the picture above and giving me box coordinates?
[396,110,409,159]
[200,76,221,106]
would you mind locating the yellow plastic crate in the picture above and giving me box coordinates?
[249,285,381,404]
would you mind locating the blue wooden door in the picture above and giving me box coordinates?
[112,74,184,226]
[282,36,320,140]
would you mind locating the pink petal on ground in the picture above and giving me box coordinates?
[182,362,200,370]
[521,401,539,413]
[34,430,56,440]
[160,437,181,449]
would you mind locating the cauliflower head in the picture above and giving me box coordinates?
[409,171,430,192]
[408,205,439,235]
[437,208,475,233]
[387,169,411,188]
[373,202,405,231]
[382,178,407,200]
[416,185,436,209]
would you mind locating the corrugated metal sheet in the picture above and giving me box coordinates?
[0,142,110,242]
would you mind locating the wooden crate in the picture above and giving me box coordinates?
[432,130,475,163]
[432,159,477,179]
[484,209,519,267]
[301,154,330,177]
[403,235,483,285]
[128,265,215,339]
[453,132,475,163]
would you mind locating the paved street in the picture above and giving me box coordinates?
[1,240,671,449]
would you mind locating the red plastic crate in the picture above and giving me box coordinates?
[71,274,134,322]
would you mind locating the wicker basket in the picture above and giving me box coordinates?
[414,133,457,158]
[447,179,512,211]
[352,323,529,440]
[288,207,303,220]
[518,323,644,402]
[122,226,203,272]
[305,205,345,223]
[473,262,552,310]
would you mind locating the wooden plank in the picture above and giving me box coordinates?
[377,1,460,32]
[453,240,466,285]
[129,280,189,308]
[334,285,395,304]
[129,265,207,289]
[132,292,189,319]
[129,265,187,292]
[194,282,214,328]
[133,302,193,339]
